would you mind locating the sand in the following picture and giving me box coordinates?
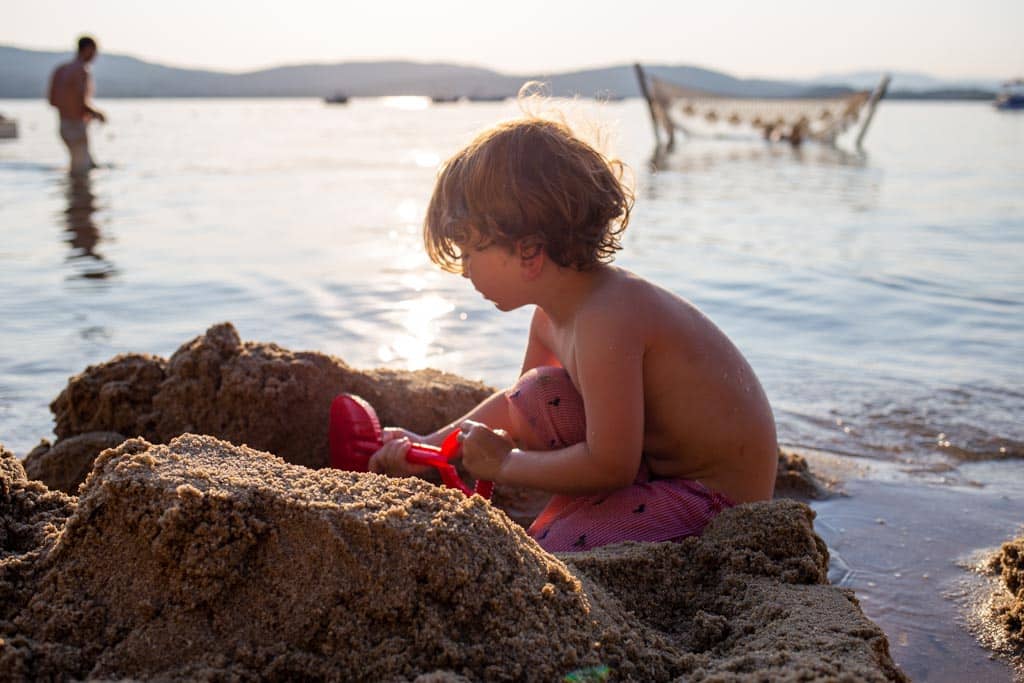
[26,322,492,493]
[24,324,832,522]
[0,323,909,679]
[1,434,905,681]
[978,535,1024,673]
[774,449,835,500]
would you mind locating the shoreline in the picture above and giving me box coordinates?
[787,446,1024,680]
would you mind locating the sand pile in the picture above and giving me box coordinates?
[0,434,904,681]
[987,537,1024,653]
[25,323,492,493]
[0,444,76,677]
[25,325,830,521]
[775,449,833,500]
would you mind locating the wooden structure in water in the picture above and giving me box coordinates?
[634,64,889,149]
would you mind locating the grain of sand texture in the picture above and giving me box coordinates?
[1,435,905,681]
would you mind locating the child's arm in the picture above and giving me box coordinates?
[462,310,646,495]
[417,306,560,446]
[372,307,562,477]
[519,306,561,374]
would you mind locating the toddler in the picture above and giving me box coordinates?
[370,115,777,552]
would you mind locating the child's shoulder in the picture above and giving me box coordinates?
[579,268,710,345]
[575,268,668,330]
[590,267,690,314]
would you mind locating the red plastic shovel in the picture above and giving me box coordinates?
[329,393,493,499]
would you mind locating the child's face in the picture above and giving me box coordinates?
[458,237,525,312]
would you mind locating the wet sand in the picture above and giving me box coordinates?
[0,323,941,680]
[989,536,1024,652]
[24,322,493,493]
[971,534,1024,679]
[2,433,904,681]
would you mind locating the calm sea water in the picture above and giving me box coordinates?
[1,97,1022,679]
[1,97,1020,462]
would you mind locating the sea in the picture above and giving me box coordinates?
[1,96,1022,680]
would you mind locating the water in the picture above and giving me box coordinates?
[1,97,1022,679]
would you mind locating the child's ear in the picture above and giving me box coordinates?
[518,240,545,280]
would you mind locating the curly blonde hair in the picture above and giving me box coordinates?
[424,116,633,272]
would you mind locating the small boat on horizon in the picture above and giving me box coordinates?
[466,94,508,103]
[324,93,349,105]
[0,114,17,139]
[994,79,1024,110]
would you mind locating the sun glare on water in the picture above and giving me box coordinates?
[377,293,455,370]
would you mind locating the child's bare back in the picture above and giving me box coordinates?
[533,265,777,504]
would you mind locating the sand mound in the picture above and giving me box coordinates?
[988,536,1024,652]
[0,444,76,678]
[23,432,126,495]
[28,325,831,532]
[0,435,904,681]
[775,449,833,500]
[32,322,491,492]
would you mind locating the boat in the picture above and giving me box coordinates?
[466,94,508,103]
[324,93,349,105]
[431,95,462,104]
[994,79,1024,110]
[0,114,17,139]
[634,64,889,149]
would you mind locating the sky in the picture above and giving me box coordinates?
[4,0,1021,79]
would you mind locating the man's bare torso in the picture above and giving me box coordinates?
[49,60,91,121]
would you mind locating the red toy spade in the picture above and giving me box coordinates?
[329,394,493,499]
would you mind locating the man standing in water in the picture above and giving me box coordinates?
[48,36,106,174]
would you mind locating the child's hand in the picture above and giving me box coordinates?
[368,428,431,477]
[458,420,514,482]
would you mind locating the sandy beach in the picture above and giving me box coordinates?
[0,323,925,681]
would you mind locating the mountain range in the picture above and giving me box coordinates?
[0,45,1002,100]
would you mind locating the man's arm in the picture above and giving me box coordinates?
[82,71,105,122]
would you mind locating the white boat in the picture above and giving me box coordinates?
[0,114,17,139]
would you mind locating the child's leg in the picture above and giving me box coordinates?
[505,366,587,451]
[506,368,736,553]
[528,471,735,552]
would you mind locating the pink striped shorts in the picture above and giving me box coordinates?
[506,366,735,553]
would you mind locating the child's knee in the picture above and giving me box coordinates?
[506,366,586,450]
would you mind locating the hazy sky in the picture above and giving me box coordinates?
[4,0,1021,79]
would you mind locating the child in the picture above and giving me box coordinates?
[369,116,778,552]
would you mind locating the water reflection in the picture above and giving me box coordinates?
[60,174,116,279]
[648,140,868,174]
[642,140,880,212]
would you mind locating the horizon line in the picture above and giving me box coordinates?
[0,41,1007,84]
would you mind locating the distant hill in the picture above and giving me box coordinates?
[0,45,999,100]
[805,69,1002,93]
